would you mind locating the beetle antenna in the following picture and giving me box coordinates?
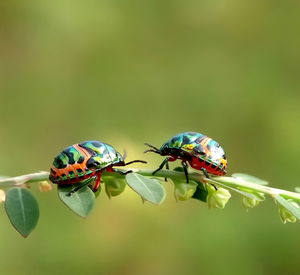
[144,149,161,154]
[124,160,147,166]
[144,143,159,151]
[144,143,160,154]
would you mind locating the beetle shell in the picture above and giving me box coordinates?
[49,141,124,185]
[160,132,227,175]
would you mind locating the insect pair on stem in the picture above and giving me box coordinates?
[49,132,228,195]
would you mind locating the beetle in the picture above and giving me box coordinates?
[145,132,227,183]
[49,141,146,195]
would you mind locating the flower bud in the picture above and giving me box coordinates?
[0,189,5,203]
[38,181,53,192]
[173,180,197,201]
[278,200,299,224]
[104,178,126,198]
[207,185,231,209]
[242,197,260,209]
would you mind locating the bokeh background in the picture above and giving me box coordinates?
[1,1,300,274]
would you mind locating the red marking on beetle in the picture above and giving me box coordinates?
[92,172,102,192]
[188,157,226,176]
[50,144,93,182]
[168,156,177,162]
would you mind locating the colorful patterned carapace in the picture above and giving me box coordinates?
[49,141,145,193]
[145,132,227,181]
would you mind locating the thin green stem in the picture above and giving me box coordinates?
[0,169,300,202]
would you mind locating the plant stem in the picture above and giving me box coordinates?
[0,169,300,202]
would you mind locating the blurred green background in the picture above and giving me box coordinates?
[1,0,300,274]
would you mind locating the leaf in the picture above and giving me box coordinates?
[58,185,95,218]
[4,187,39,237]
[274,195,300,220]
[173,180,197,201]
[231,173,268,185]
[207,178,259,200]
[232,186,265,201]
[192,183,208,202]
[173,167,184,172]
[104,177,126,198]
[125,173,166,205]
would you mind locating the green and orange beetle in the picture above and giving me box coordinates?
[145,132,227,182]
[49,141,146,195]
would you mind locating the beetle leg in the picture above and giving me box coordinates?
[152,157,169,176]
[67,177,95,196]
[200,168,217,190]
[124,160,147,165]
[164,161,170,182]
[113,169,133,176]
[210,183,218,190]
[201,168,209,178]
[181,161,189,183]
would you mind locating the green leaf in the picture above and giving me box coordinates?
[231,173,268,185]
[58,185,95,218]
[173,180,197,201]
[274,195,300,220]
[173,167,184,172]
[192,183,208,202]
[4,187,39,237]
[232,186,265,201]
[125,173,166,205]
[207,178,259,200]
[104,177,126,198]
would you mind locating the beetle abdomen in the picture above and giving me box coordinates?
[50,144,94,184]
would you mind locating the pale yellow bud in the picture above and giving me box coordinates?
[242,197,260,209]
[38,181,53,192]
[0,189,5,202]
[278,201,299,224]
[207,185,231,209]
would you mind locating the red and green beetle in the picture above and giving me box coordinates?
[145,132,227,182]
[49,141,146,195]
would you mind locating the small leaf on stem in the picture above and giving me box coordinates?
[274,195,300,223]
[173,167,184,172]
[232,173,268,185]
[125,173,165,205]
[5,187,39,237]
[58,185,95,218]
[207,178,259,200]
[192,183,208,202]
